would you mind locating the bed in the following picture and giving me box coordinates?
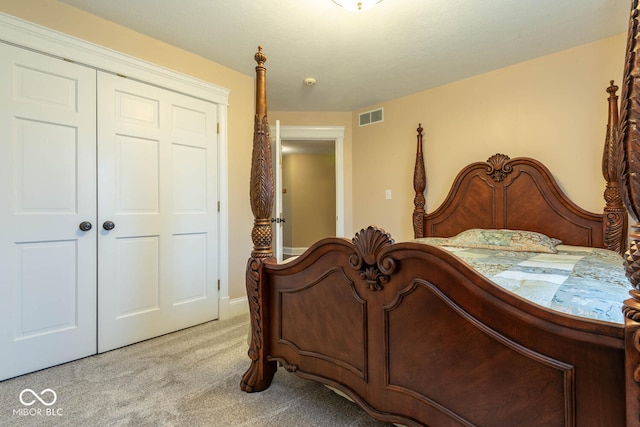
[240,4,640,423]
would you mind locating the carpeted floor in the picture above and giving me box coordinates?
[0,314,390,426]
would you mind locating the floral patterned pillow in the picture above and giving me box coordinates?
[443,229,561,253]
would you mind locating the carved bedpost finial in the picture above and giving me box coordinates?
[601,81,627,254]
[254,45,266,65]
[606,79,618,97]
[413,124,426,238]
[249,46,274,259]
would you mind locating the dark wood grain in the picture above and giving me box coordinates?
[420,153,605,247]
[257,231,626,426]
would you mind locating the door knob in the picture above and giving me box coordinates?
[103,221,115,231]
[79,221,92,232]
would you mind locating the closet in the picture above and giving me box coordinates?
[0,35,224,380]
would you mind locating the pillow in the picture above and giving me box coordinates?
[443,229,561,253]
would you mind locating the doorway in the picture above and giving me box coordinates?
[271,125,345,262]
[281,139,336,257]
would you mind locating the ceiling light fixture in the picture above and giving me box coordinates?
[332,0,382,12]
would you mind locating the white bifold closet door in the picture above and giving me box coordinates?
[97,72,219,352]
[0,43,220,380]
[0,43,98,380]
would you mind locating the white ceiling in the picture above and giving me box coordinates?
[58,0,631,112]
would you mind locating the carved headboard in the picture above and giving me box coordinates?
[419,154,607,248]
[413,81,627,252]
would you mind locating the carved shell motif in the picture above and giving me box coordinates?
[349,226,396,291]
[485,153,513,182]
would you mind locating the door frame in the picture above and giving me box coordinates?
[0,13,233,317]
[276,126,346,238]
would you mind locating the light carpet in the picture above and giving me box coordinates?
[0,315,389,426]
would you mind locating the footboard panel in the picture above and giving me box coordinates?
[277,264,368,380]
[385,279,573,426]
[255,231,626,427]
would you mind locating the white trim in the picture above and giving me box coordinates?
[277,126,346,237]
[219,296,249,320]
[217,106,230,317]
[274,121,283,262]
[0,13,231,317]
[283,246,309,256]
[0,13,229,105]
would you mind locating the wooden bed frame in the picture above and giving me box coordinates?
[240,3,640,423]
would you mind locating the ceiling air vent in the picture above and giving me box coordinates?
[359,107,384,127]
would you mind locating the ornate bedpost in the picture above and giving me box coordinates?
[249,46,274,260]
[413,124,426,238]
[617,2,640,424]
[241,46,277,392]
[603,81,627,254]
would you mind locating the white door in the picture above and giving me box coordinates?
[0,43,97,380]
[273,120,284,262]
[97,72,219,352]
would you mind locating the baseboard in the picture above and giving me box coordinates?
[219,296,249,320]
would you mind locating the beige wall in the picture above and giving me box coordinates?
[282,154,336,248]
[352,33,627,242]
[0,0,255,300]
[0,1,628,299]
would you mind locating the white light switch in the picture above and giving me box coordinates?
[385,189,392,200]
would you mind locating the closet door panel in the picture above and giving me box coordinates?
[98,72,219,352]
[115,236,160,316]
[0,43,97,381]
